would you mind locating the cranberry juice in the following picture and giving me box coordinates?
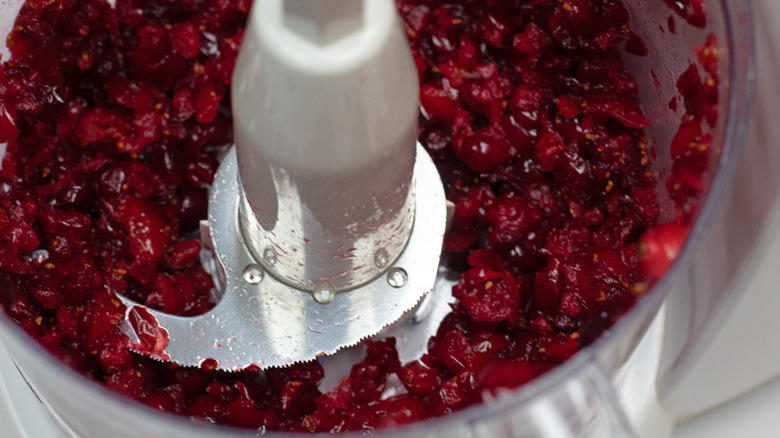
[0,0,716,432]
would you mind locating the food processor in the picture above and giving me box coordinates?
[0,0,773,437]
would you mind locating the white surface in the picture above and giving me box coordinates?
[673,375,780,438]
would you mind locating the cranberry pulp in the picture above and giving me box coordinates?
[0,0,717,433]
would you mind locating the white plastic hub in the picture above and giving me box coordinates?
[232,0,420,292]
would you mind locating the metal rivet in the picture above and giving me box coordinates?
[263,246,277,266]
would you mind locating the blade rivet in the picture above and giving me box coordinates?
[386,267,408,288]
[263,246,278,267]
[242,264,265,284]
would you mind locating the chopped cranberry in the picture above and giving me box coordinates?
[195,83,222,125]
[398,359,443,396]
[375,394,431,429]
[420,84,459,122]
[453,268,521,325]
[0,101,18,142]
[638,223,689,281]
[171,23,201,61]
[486,195,541,247]
[477,360,553,397]
[454,130,512,173]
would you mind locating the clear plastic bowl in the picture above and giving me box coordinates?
[0,1,755,437]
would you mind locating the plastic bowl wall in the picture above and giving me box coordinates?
[0,1,754,437]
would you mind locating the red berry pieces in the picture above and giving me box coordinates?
[420,84,458,122]
[398,359,443,396]
[477,360,554,397]
[453,268,521,324]
[455,130,512,173]
[195,83,222,124]
[104,198,170,265]
[638,223,689,281]
[486,195,541,247]
[0,101,18,143]
[171,23,201,60]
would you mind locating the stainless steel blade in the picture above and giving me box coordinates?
[116,144,446,371]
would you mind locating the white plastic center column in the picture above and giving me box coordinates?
[231,0,420,294]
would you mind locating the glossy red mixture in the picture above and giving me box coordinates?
[0,0,716,432]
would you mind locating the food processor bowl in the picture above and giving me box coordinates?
[0,1,755,437]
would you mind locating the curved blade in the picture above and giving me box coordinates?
[116,145,446,371]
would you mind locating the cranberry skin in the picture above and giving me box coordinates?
[179,187,208,232]
[317,376,355,413]
[454,131,511,173]
[104,197,171,264]
[543,225,593,257]
[0,101,18,142]
[513,22,554,56]
[639,223,689,281]
[142,392,178,414]
[547,335,579,362]
[365,338,401,374]
[631,186,660,223]
[28,270,64,309]
[557,95,582,119]
[195,83,222,124]
[420,84,458,122]
[486,195,541,247]
[534,129,566,172]
[71,108,129,147]
[171,23,201,60]
[398,360,443,396]
[98,332,134,372]
[433,331,484,374]
[375,395,431,429]
[275,381,320,420]
[225,382,279,429]
[567,247,630,302]
[429,372,474,416]
[146,274,185,314]
[185,393,229,423]
[534,256,564,314]
[267,360,325,391]
[671,116,703,160]
[171,89,196,122]
[349,362,386,404]
[453,268,521,324]
[226,397,278,429]
[586,93,650,129]
[56,306,81,341]
[56,169,96,212]
[107,366,154,401]
[477,360,553,397]
[165,240,202,271]
[420,123,453,161]
[8,294,43,338]
[501,113,534,151]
